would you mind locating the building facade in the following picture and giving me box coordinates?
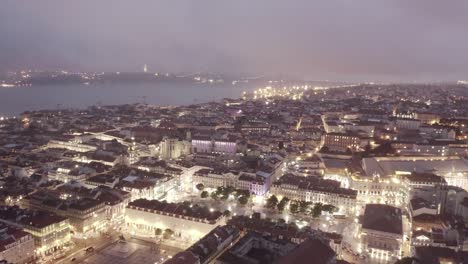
[125,199,225,242]
[271,174,357,215]
[0,224,35,264]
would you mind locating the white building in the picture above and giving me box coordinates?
[350,175,407,208]
[47,161,94,183]
[192,138,237,155]
[270,174,357,215]
[159,137,191,160]
[360,204,403,262]
[125,199,225,242]
[192,169,272,196]
[362,156,468,191]
[121,175,174,201]
[393,118,421,130]
[409,197,438,219]
[0,207,71,256]
[289,154,324,176]
[46,139,97,153]
[193,169,237,190]
[0,224,35,264]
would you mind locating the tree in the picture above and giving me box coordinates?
[155,228,162,236]
[290,202,300,214]
[266,195,279,209]
[322,204,338,214]
[320,146,329,153]
[345,148,352,155]
[312,203,323,218]
[278,141,284,149]
[299,201,311,214]
[220,187,234,200]
[236,189,250,199]
[238,195,249,205]
[277,203,285,212]
[364,143,372,153]
[277,197,290,212]
[210,192,219,200]
[233,190,242,199]
[223,210,231,217]
[163,229,174,239]
[225,186,235,196]
[195,183,204,191]
[200,191,209,198]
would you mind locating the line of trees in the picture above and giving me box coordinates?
[266,195,338,217]
[199,185,251,205]
[154,228,174,239]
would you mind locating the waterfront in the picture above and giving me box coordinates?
[0,82,253,116]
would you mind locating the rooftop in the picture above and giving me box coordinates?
[405,172,447,184]
[362,204,403,235]
[127,199,223,222]
[0,223,32,252]
[276,238,336,264]
[362,156,468,177]
[0,206,68,229]
[274,174,357,198]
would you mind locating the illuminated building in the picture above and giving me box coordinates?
[193,169,273,196]
[22,193,108,235]
[321,132,365,152]
[349,175,407,207]
[47,160,93,183]
[85,174,120,189]
[240,121,271,134]
[360,204,403,262]
[362,156,468,191]
[120,175,174,201]
[288,154,324,176]
[237,173,270,196]
[419,125,455,140]
[0,224,35,264]
[0,206,71,256]
[159,137,191,160]
[193,169,237,189]
[415,113,441,125]
[46,139,97,153]
[392,118,421,130]
[77,151,128,167]
[125,199,225,242]
[191,138,237,155]
[170,225,239,264]
[216,231,297,264]
[271,174,357,215]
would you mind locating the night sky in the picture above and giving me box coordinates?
[1,0,467,82]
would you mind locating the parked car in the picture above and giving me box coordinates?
[85,247,95,253]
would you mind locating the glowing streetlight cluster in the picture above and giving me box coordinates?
[243,85,328,101]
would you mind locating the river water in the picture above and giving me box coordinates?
[0,82,253,116]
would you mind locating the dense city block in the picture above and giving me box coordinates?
[0,83,467,264]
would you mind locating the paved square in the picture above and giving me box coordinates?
[82,241,160,264]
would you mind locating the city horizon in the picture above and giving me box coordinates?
[2,68,468,84]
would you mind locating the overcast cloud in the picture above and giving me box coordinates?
[1,0,467,82]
